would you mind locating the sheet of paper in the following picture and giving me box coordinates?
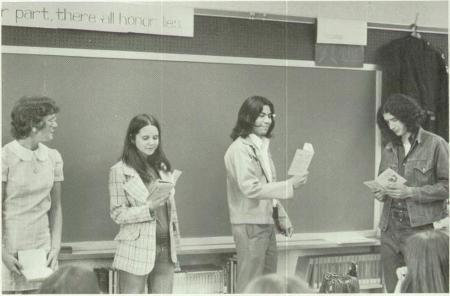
[18,249,47,269]
[18,249,53,282]
[288,143,314,176]
[21,267,53,282]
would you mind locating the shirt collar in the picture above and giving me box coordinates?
[386,127,424,150]
[10,140,49,161]
[248,134,270,152]
[415,127,425,144]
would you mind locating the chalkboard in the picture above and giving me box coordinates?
[2,52,376,242]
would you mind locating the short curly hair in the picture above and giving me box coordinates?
[377,93,425,144]
[10,96,60,139]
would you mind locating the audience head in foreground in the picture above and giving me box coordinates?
[39,265,100,294]
[402,230,449,293]
[243,273,312,293]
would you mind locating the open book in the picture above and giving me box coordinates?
[18,249,53,282]
[364,168,407,192]
[147,169,182,204]
[288,143,314,176]
[123,169,182,203]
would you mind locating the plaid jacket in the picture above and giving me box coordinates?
[109,161,181,275]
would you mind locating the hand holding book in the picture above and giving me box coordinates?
[147,181,174,210]
[2,250,22,275]
[384,183,414,200]
[46,248,59,270]
[147,170,182,210]
[364,168,410,200]
[288,173,309,189]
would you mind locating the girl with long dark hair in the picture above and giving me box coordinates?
[109,114,181,293]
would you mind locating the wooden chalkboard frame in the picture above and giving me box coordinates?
[2,45,382,248]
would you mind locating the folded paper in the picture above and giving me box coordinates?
[288,143,314,176]
[18,249,53,282]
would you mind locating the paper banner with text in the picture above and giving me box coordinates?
[1,2,194,37]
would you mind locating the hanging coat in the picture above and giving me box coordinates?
[377,35,448,141]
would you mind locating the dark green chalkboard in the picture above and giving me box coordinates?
[2,53,376,242]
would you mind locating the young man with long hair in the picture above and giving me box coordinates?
[373,94,449,292]
[224,96,308,292]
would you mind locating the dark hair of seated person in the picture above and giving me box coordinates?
[39,265,100,294]
[401,229,449,293]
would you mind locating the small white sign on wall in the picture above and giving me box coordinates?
[1,2,194,37]
[317,17,367,46]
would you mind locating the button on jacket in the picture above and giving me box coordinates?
[378,128,449,229]
[224,136,293,225]
[109,161,181,275]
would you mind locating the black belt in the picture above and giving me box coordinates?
[156,235,170,246]
[390,208,409,220]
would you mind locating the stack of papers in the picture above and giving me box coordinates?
[364,168,407,191]
[288,143,314,176]
[18,249,53,282]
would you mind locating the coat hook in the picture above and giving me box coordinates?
[411,13,421,38]
[414,13,419,25]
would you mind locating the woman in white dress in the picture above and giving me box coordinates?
[2,96,63,293]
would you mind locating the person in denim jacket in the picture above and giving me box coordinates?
[224,96,308,293]
[372,94,449,292]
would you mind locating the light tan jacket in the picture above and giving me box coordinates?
[224,136,293,226]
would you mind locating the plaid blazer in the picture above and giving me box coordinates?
[109,161,181,275]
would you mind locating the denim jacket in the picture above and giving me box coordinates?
[378,128,449,229]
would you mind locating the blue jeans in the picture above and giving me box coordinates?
[119,241,175,294]
[380,209,433,293]
[232,224,277,293]
[147,241,175,293]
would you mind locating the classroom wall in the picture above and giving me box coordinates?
[3,16,447,62]
[1,6,448,243]
[186,1,448,29]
